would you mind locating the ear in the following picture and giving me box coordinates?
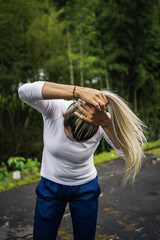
[63,112,65,118]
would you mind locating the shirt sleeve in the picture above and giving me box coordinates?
[99,126,125,160]
[18,81,72,119]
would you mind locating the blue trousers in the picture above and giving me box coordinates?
[33,176,101,240]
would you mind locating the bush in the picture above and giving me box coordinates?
[0,162,9,181]
[22,157,40,175]
[0,156,41,192]
[8,156,26,170]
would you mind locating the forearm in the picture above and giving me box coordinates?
[100,114,121,149]
[42,81,108,110]
[42,81,81,99]
[102,125,121,149]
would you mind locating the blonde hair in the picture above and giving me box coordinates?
[64,92,147,184]
[103,90,147,184]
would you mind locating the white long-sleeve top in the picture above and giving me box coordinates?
[18,81,124,186]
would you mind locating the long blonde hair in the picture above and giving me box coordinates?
[103,90,147,184]
[64,92,147,184]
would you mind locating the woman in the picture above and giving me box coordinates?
[18,81,146,240]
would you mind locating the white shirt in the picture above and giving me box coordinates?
[18,81,124,186]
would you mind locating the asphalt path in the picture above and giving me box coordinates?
[0,154,160,240]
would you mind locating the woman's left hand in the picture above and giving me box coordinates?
[75,100,111,127]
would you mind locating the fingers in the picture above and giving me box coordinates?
[78,99,92,111]
[93,97,106,111]
[79,90,108,111]
[75,101,93,123]
[96,99,105,111]
[101,94,108,106]
[93,93,108,111]
[75,99,106,125]
[76,102,89,117]
[78,97,106,112]
[74,111,90,123]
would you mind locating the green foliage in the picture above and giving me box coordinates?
[143,139,160,150]
[0,156,41,192]
[94,150,120,166]
[0,0,160,164]
[145,148,160,155]
[22,158,40,175]
[8,157,26,170]
[0,173,41,192]
[0,163,9,181]
[7,156,40,175]
[94,139,160,166]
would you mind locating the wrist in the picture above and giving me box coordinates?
[75,86,83,98]
[100,112,111,129]
[100,121,110,129]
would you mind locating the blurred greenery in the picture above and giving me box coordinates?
[94,140,160,166]
[0,0,160,166]
[8,156,26,170]
[0,157,41,192]
[143,139,160,150]
[0,163,9,181]
[145,148,160,154]
[22,157,40,175]
[0,173,41,192]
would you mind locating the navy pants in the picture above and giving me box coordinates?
[33,176,101,240]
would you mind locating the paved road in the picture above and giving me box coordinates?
[0,154,160,240]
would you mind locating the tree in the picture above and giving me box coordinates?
[95,0,160,138]
[0,0,68,164]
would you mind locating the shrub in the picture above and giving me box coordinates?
[7,156,26,170]
[0,162,9,181]
[22,157,40,175]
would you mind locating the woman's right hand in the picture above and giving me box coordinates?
[76,86,108,111]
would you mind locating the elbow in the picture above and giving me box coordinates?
[18,84,28,101]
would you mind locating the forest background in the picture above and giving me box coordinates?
[0,0,160,166]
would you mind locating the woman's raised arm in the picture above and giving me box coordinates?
[42,82,108,111]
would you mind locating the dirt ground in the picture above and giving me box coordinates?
[0,153,160,240]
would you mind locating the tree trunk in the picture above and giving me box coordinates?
[66,21,74,85]
[100,76,103,90]
[105,71,110,90]
[16,107,33,153]
[134,87,137,112]
[79,38,84,86]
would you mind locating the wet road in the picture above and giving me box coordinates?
[0,154,160,240]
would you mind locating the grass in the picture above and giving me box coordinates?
[0,139,160,192]
[94,140,160,166]
[93,147,160,166]
[143,139,160,150]
[94,149,120,165]
[145,148,160,155]
[0,173,41,192]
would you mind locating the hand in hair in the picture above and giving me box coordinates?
[75,99,111,128]
[76,87,108,111]
[42,82,108,111]
[75,100,121,149]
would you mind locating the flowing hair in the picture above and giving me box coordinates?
[64,91,147,184]
[103,90,147,184]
